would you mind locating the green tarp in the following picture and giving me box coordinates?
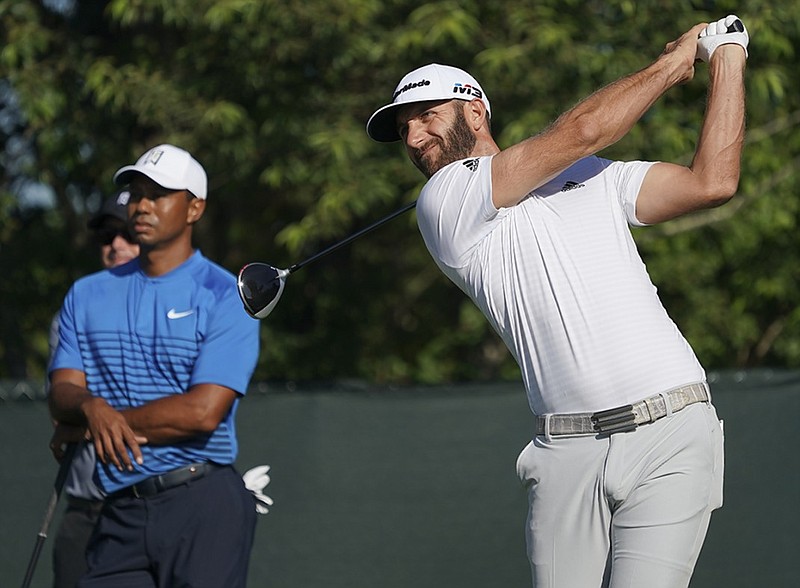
[2,370,798,587]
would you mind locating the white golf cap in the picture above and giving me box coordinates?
[366,63,491,143]
[113,144,208,200]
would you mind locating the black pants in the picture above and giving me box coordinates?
[78,465,256,588]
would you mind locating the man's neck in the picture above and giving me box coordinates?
[139,243,195,277]
[471,134,500,158]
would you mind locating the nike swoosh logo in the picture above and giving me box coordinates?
[167,308,195,319]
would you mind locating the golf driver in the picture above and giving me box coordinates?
[238,200,417,319]
[21,442,77,588]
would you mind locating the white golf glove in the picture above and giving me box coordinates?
[697,15,749,62]
[242,464,273,515]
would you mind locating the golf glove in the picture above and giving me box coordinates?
[242,464,274,515]
[697,15,749,62]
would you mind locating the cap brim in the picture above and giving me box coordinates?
[87,193,129,228]
[366,103,404,143]
[87,213,121,229]
[367,95,482,143]
[113,165,187,191]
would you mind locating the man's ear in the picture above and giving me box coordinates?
[187,197,206,225]
[466,99,487,131]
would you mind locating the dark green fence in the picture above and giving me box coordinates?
[2,370,798,587]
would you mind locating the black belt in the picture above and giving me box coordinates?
[112,462,221,499]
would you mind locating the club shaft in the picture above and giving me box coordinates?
[21,442,77,588]
[287,200,417,274]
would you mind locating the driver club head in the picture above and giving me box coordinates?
[237,263,289,319]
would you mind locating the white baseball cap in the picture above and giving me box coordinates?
[113,144,208,200]
[366,63,491,143]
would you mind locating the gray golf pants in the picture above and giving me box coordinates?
[516,402,724,588]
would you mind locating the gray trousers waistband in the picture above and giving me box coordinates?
[535,382,710,437]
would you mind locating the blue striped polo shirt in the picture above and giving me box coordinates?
[51,250,260,494]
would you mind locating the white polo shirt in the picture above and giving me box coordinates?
[416,155,705,415]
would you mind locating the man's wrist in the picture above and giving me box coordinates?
[648,53,690,91]
[79,395,108,422]
[710,43,747,64]
[708,46,747,80]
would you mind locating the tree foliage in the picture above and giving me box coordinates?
[1,0,798,383]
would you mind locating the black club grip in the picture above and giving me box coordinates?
[727,19,744,33]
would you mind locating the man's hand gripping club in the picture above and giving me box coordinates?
[697,14,750,62]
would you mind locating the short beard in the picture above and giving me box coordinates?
[413,102,477,178]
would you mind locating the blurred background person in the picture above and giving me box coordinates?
[48,191,138,588]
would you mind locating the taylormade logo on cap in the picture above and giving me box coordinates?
[113,144,208,200]
[366,63,491,143]
[392,78,484,103]
[392,78,432,100]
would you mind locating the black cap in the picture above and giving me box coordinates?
[87,191,129,229]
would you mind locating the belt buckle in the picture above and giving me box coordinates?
[591,404,638,435]
[131,484,142,499]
